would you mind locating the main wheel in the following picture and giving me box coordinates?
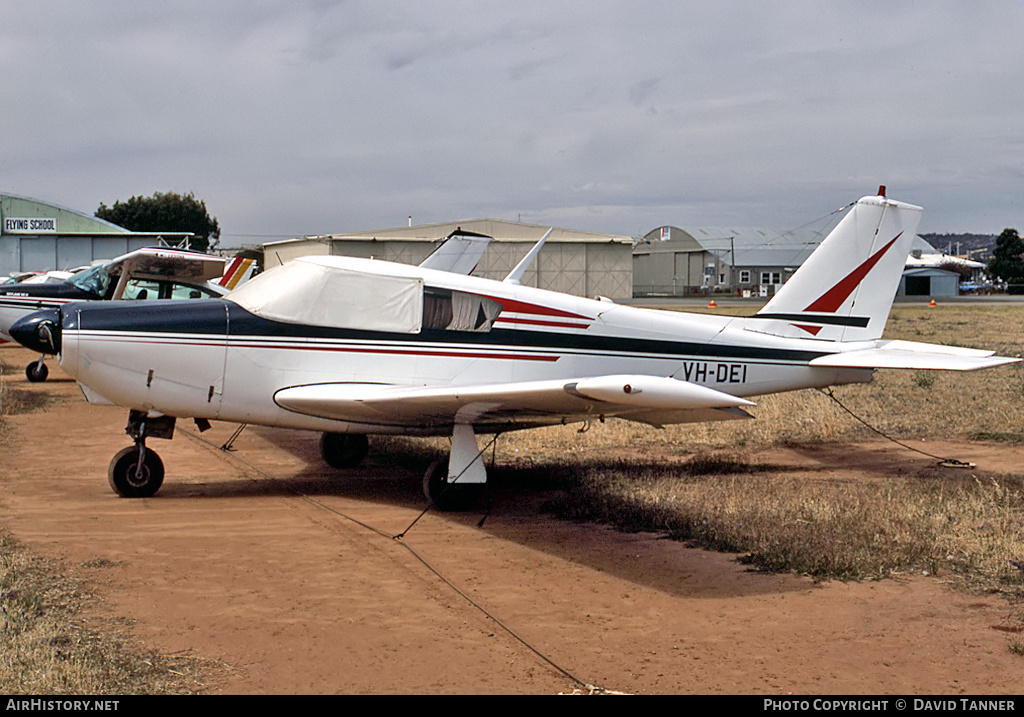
[320,432,369,469]
[108,446,165,498]
[422,460,484,512]
[25,361,48,383]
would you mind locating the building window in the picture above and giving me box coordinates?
[719,273,726,284]
[760,271,782,285]
[739,270,751,284]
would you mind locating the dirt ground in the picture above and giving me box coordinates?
[2,345,1023,695]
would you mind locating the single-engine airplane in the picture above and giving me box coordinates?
[10,189,1018,509]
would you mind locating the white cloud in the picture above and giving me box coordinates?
[2,0,1022,242]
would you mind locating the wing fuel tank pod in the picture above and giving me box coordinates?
[567,375,756,410]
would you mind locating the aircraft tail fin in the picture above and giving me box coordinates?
[217,256,257,290]
[504,228,553,284]
[748,188,922,342]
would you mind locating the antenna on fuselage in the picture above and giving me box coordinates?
[504,227,553,284]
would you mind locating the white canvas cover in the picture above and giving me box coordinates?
[227,258,423,333]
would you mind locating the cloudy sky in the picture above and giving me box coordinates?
[3,1,1022,245]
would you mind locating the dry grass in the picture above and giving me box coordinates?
[0,362,51,428]
[546,459,1024,591]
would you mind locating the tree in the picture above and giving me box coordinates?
[96,192,220,252]
[986,228,1024,292]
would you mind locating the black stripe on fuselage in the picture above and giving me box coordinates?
[66,299,833,364]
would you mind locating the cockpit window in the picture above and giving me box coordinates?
[68,264,113,298]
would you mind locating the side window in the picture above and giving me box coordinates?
[123,278,161,300]
[423,289,455,330]
[422,288,501,332]
[168,282,218,300]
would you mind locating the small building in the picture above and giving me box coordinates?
[633,225,824,297]
[264,218,636,299]
[0,193,193,279]
[898,267,961,297]
[904,236,986,289]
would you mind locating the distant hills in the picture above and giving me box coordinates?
[919,233,995,262]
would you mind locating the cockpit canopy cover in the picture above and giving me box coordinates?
[227,256,424,334]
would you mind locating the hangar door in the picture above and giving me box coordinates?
[905,276,930,296]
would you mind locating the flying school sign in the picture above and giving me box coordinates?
[3,217,58,234]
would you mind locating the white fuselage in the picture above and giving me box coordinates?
[56,258,873,436]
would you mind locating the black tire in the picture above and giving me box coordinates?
[422,459,484,512]
[108,446,165,498]
[25,361,48,383]
[320,432,369,469]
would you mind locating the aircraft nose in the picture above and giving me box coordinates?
[10,309,62,355]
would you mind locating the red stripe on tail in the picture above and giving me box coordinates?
[803,233,902,313]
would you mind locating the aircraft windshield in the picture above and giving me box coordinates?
[68,264,114,298]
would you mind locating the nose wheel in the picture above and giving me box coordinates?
[107,410,175,497]
[25,357,48,383]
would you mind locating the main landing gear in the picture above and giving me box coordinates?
[421,424,487,512]
[320,432,369,469]
[318,425,488,512]
[107,410,175,498]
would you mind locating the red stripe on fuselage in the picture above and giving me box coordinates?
[485,296,591,321]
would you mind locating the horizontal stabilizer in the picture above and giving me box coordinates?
[809,340,1020,371]
[418,230,492,275]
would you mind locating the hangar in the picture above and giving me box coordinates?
[264,218,636,299]
[0,193,192,279]
[898,267,961,297]
[633,225,825,297]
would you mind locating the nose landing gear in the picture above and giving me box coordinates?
[107,410,176,498]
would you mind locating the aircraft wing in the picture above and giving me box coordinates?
[418,231,492,275]
[810,340,1020,371]
[273,374,756,429]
